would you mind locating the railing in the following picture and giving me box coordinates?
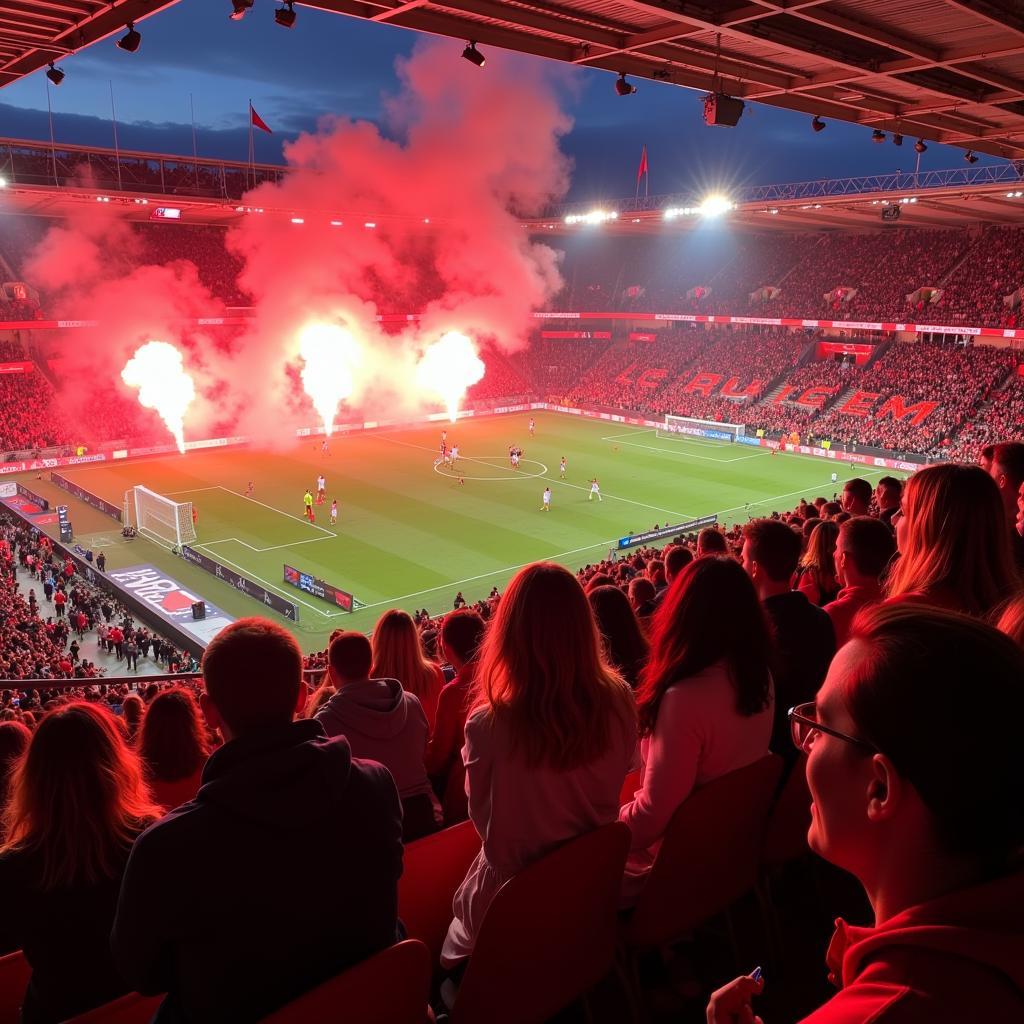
[546,162,1024,218]
[1,669,327,691]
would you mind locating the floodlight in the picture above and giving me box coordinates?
[462,41,485,67]
[615,73,637,96]
[116,23,141,52]
[46,61,64,85]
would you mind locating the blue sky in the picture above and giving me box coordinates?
[0,0,1004,201]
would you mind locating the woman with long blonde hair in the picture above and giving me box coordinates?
[794,519,840,606]
[0,702,162,1022]
[441,562,637,969]
[371,608,444,730]
[885,463,1018,617]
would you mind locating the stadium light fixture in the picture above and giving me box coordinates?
[290,217,304,224]
[230,0,254,20]
[811,116,826,133]
[45,61,64,86]
[0,176,6,188]
[615,72,637,96]
[462,41,485,67]
[964,150,978,164]
[698,194,735,217]
[275,2,296,28]
[116,22,141,52]
[871,130,885,143]
[914,139,927,153]
[565,209,619,225]
[892,133,903,146]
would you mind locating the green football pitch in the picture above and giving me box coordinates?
[24,412,899,652]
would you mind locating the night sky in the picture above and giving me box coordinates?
[0,0,1005,202]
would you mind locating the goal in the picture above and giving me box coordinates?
[656,414,745,443]
[123,485,197,548]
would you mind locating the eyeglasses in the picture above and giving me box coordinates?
[788,702,877,753]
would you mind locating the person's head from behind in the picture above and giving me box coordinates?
[587,584,649,689]
[984,441,1024,527]
[980,443,995,475]
[328,631,373,687]
[800,520,839,575]
[798,604,1024,906]
[476,562,634,771]
[801,516,822,543]
[664,544,694,585]
[440,608,486,670]
[842,477,873,515]
[836,516,896,589]
[637,556,771,736]
[887,463,1017,616]
[138,687,209,783]
[371,608,435,693]
[875,475,902,512]
[0,720,30,818]
[822,501,843,520]
[201,618,304,741]
[996,593,1024,649]
[628,576,656,613]
[742,518,802,598]
[0,702,159,888]
[696,527,728,558]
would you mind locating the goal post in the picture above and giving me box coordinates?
[656,414,745,443]
[123,485,197,548]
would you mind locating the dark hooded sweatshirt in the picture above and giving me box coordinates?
[800,870,1024,1023]
[111,719,402,1024]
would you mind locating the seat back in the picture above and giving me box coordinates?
[762,755,812,868]
[259,940,431,1024]
[66,993,164,1023]
[625,754,783,950]
[451,821,631,1024]
[0,951,29,1024]
[399,819,481,962]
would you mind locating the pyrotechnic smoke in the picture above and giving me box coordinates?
[19,40,573,445]
[296,320,364,435]
[121,341,196,453]
[416,332,485,422]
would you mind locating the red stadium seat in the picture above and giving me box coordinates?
[398,819,481,963]
[63,993,163,1024]
[0,951,30,1024]
[447,821,631,1024]
[258,940,432,1024]
[623,753,783,952]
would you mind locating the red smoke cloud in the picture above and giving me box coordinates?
[23,41,572,446]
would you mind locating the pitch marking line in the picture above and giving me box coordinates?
[378,432,700,521]
[191,544,334,619]
[599,429,762,463]
[433,457,548,482]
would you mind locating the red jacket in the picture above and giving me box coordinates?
[800,870,1024,1023]
[824,581,883,649]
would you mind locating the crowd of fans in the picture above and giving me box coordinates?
[933,225,1024,328]
[1,441,1022,1022]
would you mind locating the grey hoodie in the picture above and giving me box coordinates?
[315,677,434,799]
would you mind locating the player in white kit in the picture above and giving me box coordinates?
[511,451,520,469]
[589,478,602,501]
[559,457,566,479]
[450,444,460,466]
[529,417,535,436]
[541,486,551,511]
[316,474,326,505]
[330,500,338,525]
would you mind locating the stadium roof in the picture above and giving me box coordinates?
[0,1,177,87]
[312,0,1024,160]
[5,2,1024,164]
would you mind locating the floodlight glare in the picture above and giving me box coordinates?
[698,195,735,217]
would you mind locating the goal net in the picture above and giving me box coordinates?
[656,414,745,443]
[123,485,197,548]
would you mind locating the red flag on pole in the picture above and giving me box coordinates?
[636,144,649,184]
[250,104,272,134]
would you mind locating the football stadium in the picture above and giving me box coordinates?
[1,1,1023,1022]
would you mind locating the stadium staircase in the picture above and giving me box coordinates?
[937,224,988,288]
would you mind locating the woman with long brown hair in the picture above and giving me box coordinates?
[795,519,841,606]
[371,608,444,731]
[0,702,162,1023]
[621,557,773,896]
[587,584,650,689]
[441,562,636,968]
[885,463,1018,617]
[138,688,211,811]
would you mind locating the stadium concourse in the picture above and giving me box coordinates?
[3,210,1024,1021]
